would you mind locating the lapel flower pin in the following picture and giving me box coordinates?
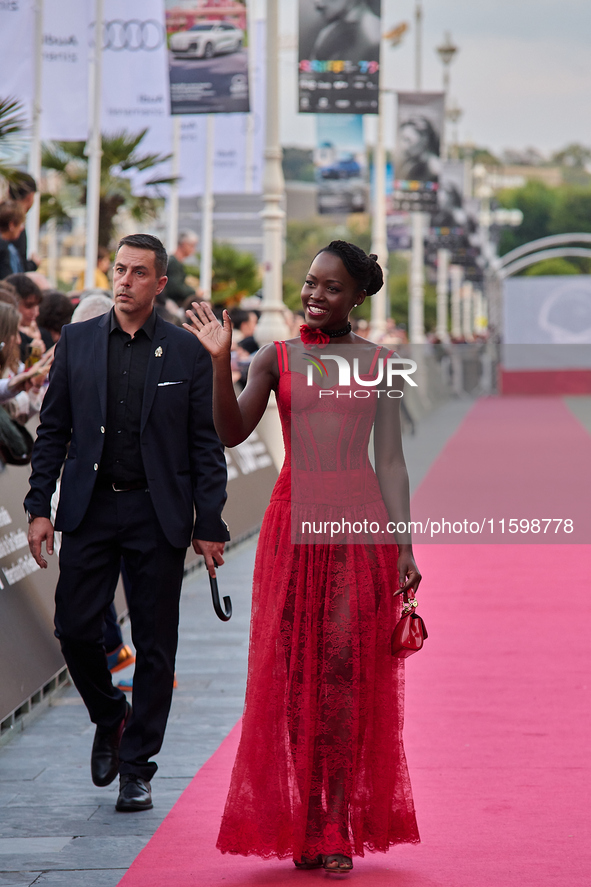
[155,346,163,358]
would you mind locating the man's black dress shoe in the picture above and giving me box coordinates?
[90,701,131,787]
[116,774,153,812]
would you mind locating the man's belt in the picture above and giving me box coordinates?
[97,478,148,492]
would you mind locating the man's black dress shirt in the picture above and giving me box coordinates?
[98,308,156,486]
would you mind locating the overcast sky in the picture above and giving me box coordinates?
[277,0,591,156]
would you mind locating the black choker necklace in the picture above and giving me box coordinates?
[325,322,352,338]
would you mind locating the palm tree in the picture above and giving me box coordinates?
[42,130,173,246]
[0,97,30,193]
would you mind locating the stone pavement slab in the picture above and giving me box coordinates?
[0,539,255,886]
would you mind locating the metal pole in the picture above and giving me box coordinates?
[46,171,59,287]
[440,63,449,162]
[415,1,423,91]
[450,263,463,339]
[200,114,215,301]
[370,39,388,341]
[408,4,425,345]
[244,0,256,194]
[167,116,181,253]
[26,0,44,259]
[84,0,104,290]
[409,211,425,343]
[436,247,450,342]
[256,0,289,344]
[461,280,473,341]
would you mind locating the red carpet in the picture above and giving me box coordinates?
[410,396,591,543]
[118,397,591,886]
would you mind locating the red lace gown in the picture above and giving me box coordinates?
[217,341,420,860]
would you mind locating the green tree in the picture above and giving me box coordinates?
[524,258,579,276]
[282,147,315,183]
[186,243,261,305]
[497,180,557,255]
[0,97,31,192]
[41,130,173,247]
[551,143,591,170]
[211,243,261,304]
[550,186,591,235]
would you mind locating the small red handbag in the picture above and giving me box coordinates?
[391,593,428,658]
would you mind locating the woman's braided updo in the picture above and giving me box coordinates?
[316,241,384,296]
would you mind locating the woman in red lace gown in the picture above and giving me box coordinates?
[184,242,421,874]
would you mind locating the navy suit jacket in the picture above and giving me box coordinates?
[24,310,230,549]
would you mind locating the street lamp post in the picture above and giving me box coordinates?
[256,0,289,344]
[436,32,458,162]
[370,66,388,341]
[26,0,44,260]
[84,0,104,290]
[414,2,423,91]
[446,100,463,160]
[370,23,408,340]
[434,33,459,343]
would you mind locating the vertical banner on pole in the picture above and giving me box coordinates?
[101,0,171,161]
[167,0,250,114]
[393,91,444,213]
[315,115,367,214]
[41,0,90,141]
[298,0,381,114]
[0,1,35,126]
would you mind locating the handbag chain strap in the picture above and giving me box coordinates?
[401,591,419,616]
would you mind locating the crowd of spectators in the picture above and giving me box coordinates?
[0,197,268,467]
[0,176,116,468]
[0,187,294,466]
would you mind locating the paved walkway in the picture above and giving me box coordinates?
[0,398,475,887]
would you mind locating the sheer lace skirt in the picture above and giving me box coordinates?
[216,495,420,860]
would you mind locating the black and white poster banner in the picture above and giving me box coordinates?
[393,91,444,212]
[298,0,381,115]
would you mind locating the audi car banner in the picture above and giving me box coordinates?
[166,0,250,114]
[177,18,265,195]
[298,0,381,115]
[393,91,445,213]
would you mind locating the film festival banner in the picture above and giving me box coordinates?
[424,176,484,283]
[298,0,381,115]
[166,0,250,115]
[315,115,367,214]
[393,91,444,213]
[177,18,266,196]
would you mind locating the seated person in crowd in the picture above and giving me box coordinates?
[162,230,199,305]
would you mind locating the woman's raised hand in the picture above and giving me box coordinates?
[183,302,232,359]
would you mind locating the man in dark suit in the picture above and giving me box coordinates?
[25,234,229,812]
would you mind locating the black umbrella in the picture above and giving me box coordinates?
[209,558,232,621]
